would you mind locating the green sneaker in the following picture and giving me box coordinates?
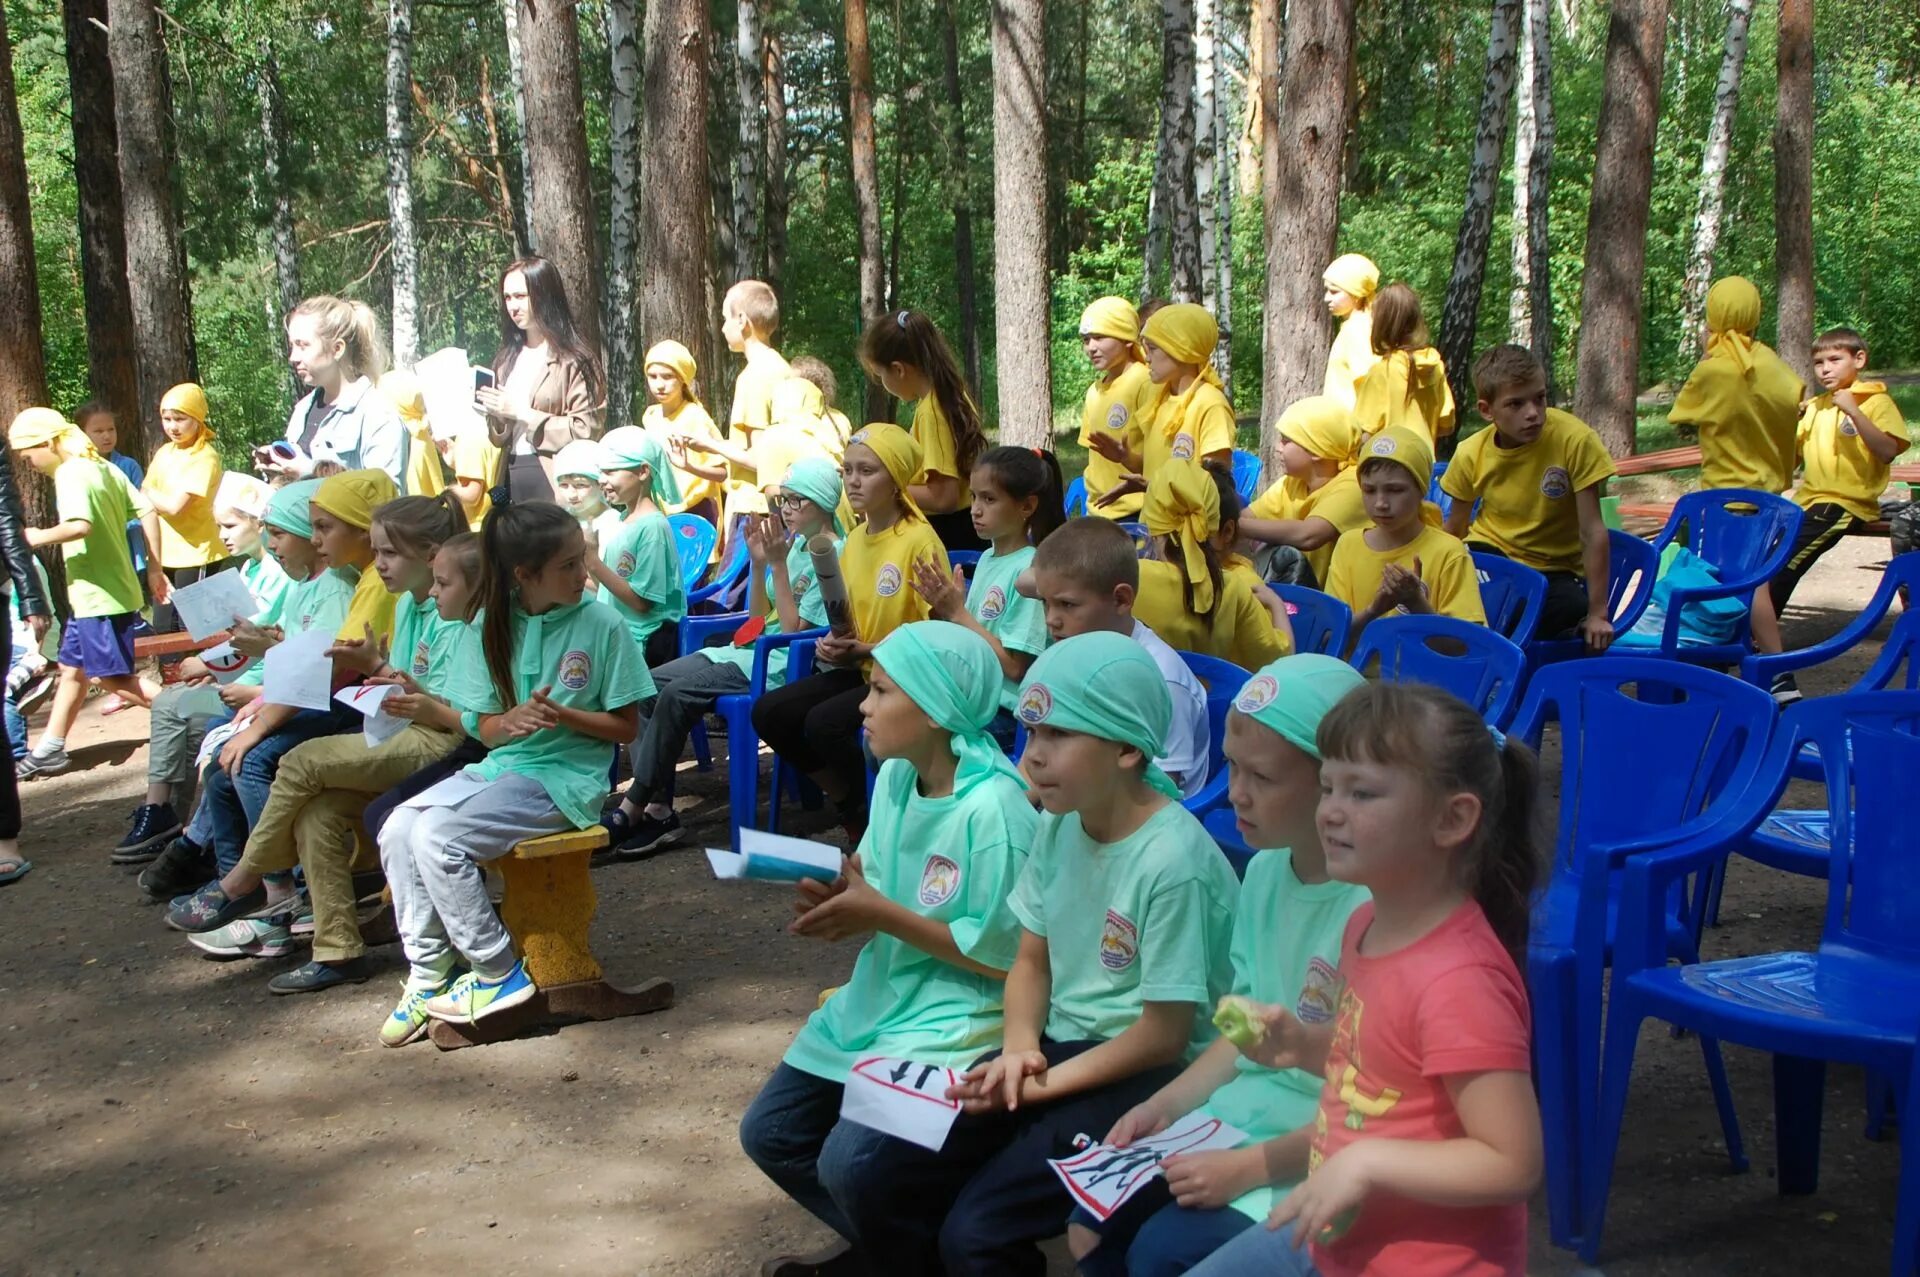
[379,982,442,1048]
[423,960,536,1024]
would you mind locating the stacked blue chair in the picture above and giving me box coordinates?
[947,549,983,581]
[1471,552,1548,646]
[1173,651,1247,826]
[1634,489,1802,666]
[667,514,718,595]
[1349,614,1527,729]
[1230,449,1263,505]
[1585,691,1920,1273]
[1514,658,1776,1252]
[1275,585,1352,658]
[1202,807,1256,879]
[1524,530,1661,669]
[1064,476,1088,518]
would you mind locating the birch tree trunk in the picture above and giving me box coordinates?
[257,38,301,339]
[385,0,421,369]
[733,0,765,280]
[1161,0,1203,303]
[845,0,889,421]
[502,0,534,256]
[1141,180,1165,300]
[1773,0,1814,383]
[1676,0,1754,361]
[1212,10,1236,400]
[764,34,789,292]
[518,0,602,352]
[1259,0,1354,462]
[62,0,141,457]
[990,0,1052,447]
[605,0,641,427]
[640,0,714,384]
[1436,0,1521,428]
[940,0,981,390]
[108,0,196,446]
[1195,0,1219,312]
[1571,0,1670,456]
[1507,0,1556,390]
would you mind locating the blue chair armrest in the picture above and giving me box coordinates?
[748,626,828,693]
[1656,578,1765,653]
[681,611,751,656]
[1613,835,1742,975]
[1741,607,1886,686]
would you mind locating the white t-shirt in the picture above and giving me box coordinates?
[1133,619,1210,799]
[504,342,551,455]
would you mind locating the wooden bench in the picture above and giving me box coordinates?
[1609,447,1920,537]
[428,826,676,1050]
[133,629,227,661]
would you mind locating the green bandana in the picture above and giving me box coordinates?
[598,425,684,508]
[781,455,846,535]
[872,622,1025,798]
[266,478,323,539]
[1230,653,1365,759]
[1014,632,1178,798]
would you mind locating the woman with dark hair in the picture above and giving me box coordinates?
[0,436,52,884]
[478,256,608,504]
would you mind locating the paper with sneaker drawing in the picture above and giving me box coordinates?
[1047,1114,1249,1221]
[839,1056,965,1152]
[170,569,260,642]
[705,828,844,884]
[194,718,244,770]
[335,683,409,747]
[261,628,336,710]
[200,641,254,685]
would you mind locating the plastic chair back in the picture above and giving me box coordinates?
[1428,460,1455,521]
[1231,450,1262,505]
[1525,531,1661,667]
[689,529,752,609]
[1350,614,1527,728]
[947,549,982,582]
[1471,552,1548,645]
[1065,476,1088,518]
[1119,522,1150,555]
[667,514,718,594]
[1741,553,1920,694]
[1275,585,1352,657]
[1175,650,1248,818]
[1652,489,1801,585]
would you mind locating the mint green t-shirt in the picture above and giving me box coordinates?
[964,544,1048,709]
[1201,850,1369,1220]
[598,510,686,649]
[279,568,357,641]
[785,758,1036,1081]
[1009,800,1239,1060]
[54,456,148,617]
[389,591,467,700]
[707,535,837,689]
[442,598,656,828]
[242,552,293,628]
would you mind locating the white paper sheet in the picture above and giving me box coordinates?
[400,769,490,810]
[261,628,336,710]
[1047,1114,1249,1222]
[200,641,255,685]
[416,346,487,442]
[705,827,844,883]
[335,683,409,747]
[839,1056,965,1152]
[169,570,260,641]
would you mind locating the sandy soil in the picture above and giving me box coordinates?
[0,536,1907,1277]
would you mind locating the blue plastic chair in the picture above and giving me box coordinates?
[1230,449,1262,505]
[947,549,982,581]
[1635,489,1803,666]
[1514,657,1777,1251]
[1202,805,1256,879]
[1742,552,1920,709]
[1275,585,1352,658]
[1349,614,1528,729]
[1525,530,1661,668]
[1174,650,1246,824]
[667,513,719,595]
[1119,522,1150,554]
[688,530,752,612]
[1065,476,1087,517]
[1471,552,1547,646]
[1586,691,1920,1272]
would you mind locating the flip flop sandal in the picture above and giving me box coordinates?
[0,857,32,885]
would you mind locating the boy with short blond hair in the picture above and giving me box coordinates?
[1443,344,1616,651]
[681,280,792,531]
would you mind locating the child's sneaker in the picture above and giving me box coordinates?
[138,836,214,902]
[110,803,183,864]
[16,744,69,781]
[189,917,297,959]
[1770,671,1804,707]
[380,982,444,1048]
[423,960,536,1024]
[14,669,54,715]
[616,810,682,859]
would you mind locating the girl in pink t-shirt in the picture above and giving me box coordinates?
[1189,680,1543,1277]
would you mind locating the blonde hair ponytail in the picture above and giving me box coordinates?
[293,295,389,384]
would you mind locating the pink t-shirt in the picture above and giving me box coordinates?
[1307,899,1532,1277]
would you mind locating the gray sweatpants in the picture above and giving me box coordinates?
[148,684,230,786]
[378,770,569,986]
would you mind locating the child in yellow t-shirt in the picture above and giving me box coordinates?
[1669,276,1805,495]
[1353,283,1456,448]
[1241,396,1369,588]
[1076,296,1157,520]
[1325,427,1485,647]
[860,308,988,551]
[1135,460,1292,671]
[1322,253,1381,409]
[143,383,228,633]
[677,280,789,531]
[640,339,727,523]
[380,371,447,500]
[1442,345,1616,652]
[1756,326,1909,702]
[789,355,855,457]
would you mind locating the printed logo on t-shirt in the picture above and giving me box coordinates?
[410,639,431,677]
[1539,465,1571,500]
[1099,909,1139,971]
[1234,674,1280,715]
[793,572,815,596]
[1840,418,1860,437]
[875,563,903,598]
[1170,433,1196,461]
[1296,955,1341,1025]
[615,549,637,577]
[558,648,593,691]
[1105,403,1130,431]
[979,585,1008,621]
[1016,682,1053,725]
[918,854,961,907]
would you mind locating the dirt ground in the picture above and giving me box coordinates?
[0,536,1908,1277]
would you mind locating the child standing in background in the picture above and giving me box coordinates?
[641,340,727,523]
[1098,303,1237,513]
[1136,460,1293,670]
[1241,399,1370,589]
[860,309,990,551]
[381,371,447,500]
[1354,284,1455,448]
[678,280,789,530]
[1321,255,1381,411]
[551,440,616,536]
[143,383,230,633]
[1078,297,1157,521]
[1668,276,1805,496]
[589,427,687,668]
[789,355,854,453]
[77,401,148,578]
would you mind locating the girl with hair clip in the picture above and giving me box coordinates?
[1078,296,1158,521]
[640,340,727,522]
[1188,680,1543,1277]
[262,295,408,488]
[860,309,989,551]
[1094,303,1236,512]
[1135,460,1293,671]
[1353,283,1456,449]
[1321,254,1382,410]
[479,256,608,504]
[377,503,653,1044]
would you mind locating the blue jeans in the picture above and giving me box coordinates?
[1186,1219,1317,1277]
[1073,1186,1255,1277]
[199,707,357,874]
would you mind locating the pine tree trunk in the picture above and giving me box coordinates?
[1161,0,1203,303]
[1259,0,1353,462]
[1507,0,1555,392]
[733,0,765,281]
[884,0,908,313]
[1676,0,1754,361]
[256,38,301,341]
[1571,0,1670,457]
[763,34,789,293]
[605,0,641,428]
[502,0,534,256]
[1194,0,1219,313]
[61,0,142,461]
[386,0,420,369]
[109,0,196,448]
[1436,0,1521,433]
[518,0,602,353]
[1141,178,1165,300]
[939,0,981,391]
[0,0,57,542]
[991,0,1052,447]
[639,0,714,387]
[1773,0,1813,384]
[845,0,889,422]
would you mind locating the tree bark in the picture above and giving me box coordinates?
[991,0,1052,447]
[518,0,602,354]
[1,0,58,542]
[108,0,196,447]
[1773,0,1813,383]
[61,0,141,461]
[1160,0,1203,302]
[845,0,889,422]
[639,0,714,390]
[1507,0,1555,392]
[1570,0,1670,457]
[939,0,981,391]
[764,33,789,293]
[502,0,535,256]
[733,0,765,281]
[1436,0,1521,431]
[386,0,421,369]
[1209,0,1236,400]
[1676,0,1753,361]
[256,38,301,342]
[1259,0,1353,465]
[1195,0,1219,312]
[604,0,641,428]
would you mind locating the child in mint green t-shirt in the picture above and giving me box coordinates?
[589,425,687,667]
[1068,654,1371,1277]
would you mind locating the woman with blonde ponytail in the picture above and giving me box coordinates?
[260,295,408,489]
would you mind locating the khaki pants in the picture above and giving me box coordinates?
[239,723,463,962]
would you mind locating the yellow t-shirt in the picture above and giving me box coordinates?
[1143,381,1236,477]
[1135,558,1291,671]
[144,437,224,569]
[1324,312,1378,410]
[338,562,398,643]
[1353,348,1456,446]
[1078,361,1157,519]
[1669,342,1803,493]
[449,430,501,531]
[838,516,947,668]
[910,394,974,507]
[1793,383,1908,521]
[643,400,724,514]
[1246,467,1369,585]
[725,344,792,518]
[1324,524,1485,625]
[404,421,446,498]
[1441,409,1616,574]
